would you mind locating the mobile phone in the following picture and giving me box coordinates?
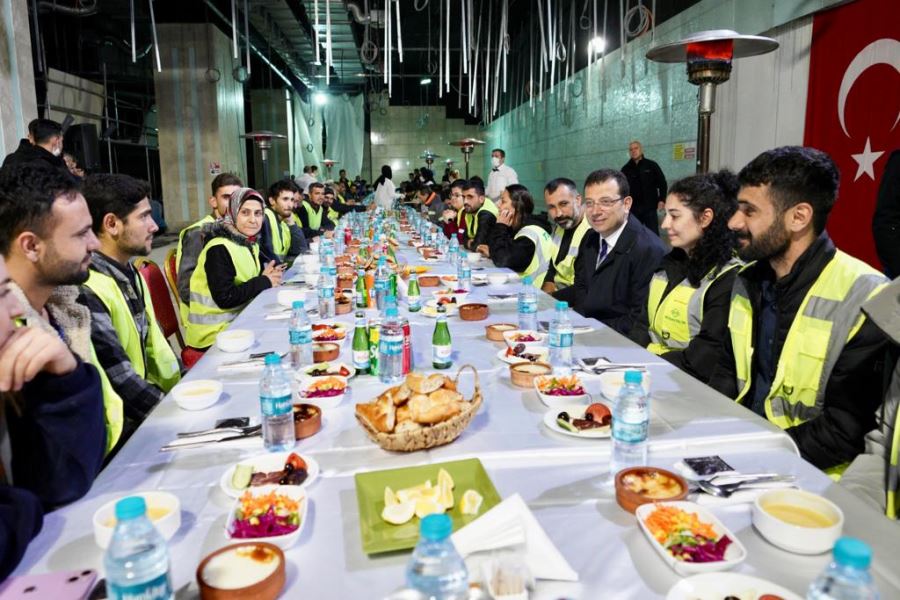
[0,570,99,600]
[679,455,736,478]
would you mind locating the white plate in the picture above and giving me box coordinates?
[666,572,803,600]
[220,451,320,499]
[496,346,549,365]
[502,329,548,348]
[298,361,356,380]
[542,404,610,439]
[422,299,460,317]
[224,484,308,550]
[636,501,747,576]
[311,323,349,341]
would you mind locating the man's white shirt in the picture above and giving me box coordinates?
[486,163,518,200]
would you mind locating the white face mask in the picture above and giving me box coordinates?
[52,145,63,157]
[491,156,501,168]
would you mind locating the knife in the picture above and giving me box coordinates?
[160,430,262,451]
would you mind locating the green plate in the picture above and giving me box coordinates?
[354,458,502,554]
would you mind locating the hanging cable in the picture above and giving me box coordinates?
[461,0,468,74]
[536,0,547,73]
[445,0,450,92]
[394,0,403,62]
[438,0,443,98]
[148,0,161,72]
[413,0,429,10]
[623,0,651,38]
[326,0,332,84]
[130,0,137,62]
[314,0,321,65]
[243,0,251,74]
[360,0,378,63]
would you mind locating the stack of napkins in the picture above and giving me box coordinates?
[451,494,578,582]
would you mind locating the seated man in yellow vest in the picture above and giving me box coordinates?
[175,173,243,321]
[461,180,498,251]
[0,162,124,455]
[709,146,889,474]
[297,182,334,241]
[260,178,306,265]
[79,173,181,444]
[541,178,591,294]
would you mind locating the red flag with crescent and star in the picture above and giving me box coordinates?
[803,0,900,270]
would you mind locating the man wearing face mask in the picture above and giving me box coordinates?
[486,148,518,202]
[542,178,591,294]
[1,119,66,172]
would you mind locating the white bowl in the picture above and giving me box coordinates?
[598,370,651,400]
[216,329,255,353]
[752,489,844,554]
[467,251,481,264]
[432,289,469,304]
[224,485,307,550]
[277,289,309,308]
[487,273,508,286]
[533,375,589,408]
[93,491,181,549]
[308,241,320,253]
[300,253,318,266]
[502,329,547,348]
[171,379,223,411]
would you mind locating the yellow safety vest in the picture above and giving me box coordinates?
[514,225,555,288]
[302,201,324,230]
[550,217,591,288]
[84,269,181,393]
[186,237,261,348]
[888,404,900,519]
[646,259,741,355]
[264,208,291,261]
[327,206,340,223]
[90,342,124,454]
[464,197,499,237]
[175,214,215,323]
[729,250,887,475]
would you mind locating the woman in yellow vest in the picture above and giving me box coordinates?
[186,188,284,350]
[628,170,741,383]
[477,184,554,288]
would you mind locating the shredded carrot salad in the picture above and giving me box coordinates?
[644,505,717,545]
[238,490,300,517]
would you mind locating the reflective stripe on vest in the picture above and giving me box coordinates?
[514,225,555,288]
[265,209,291,260]
[550,217,591,289]
[465,197,499,237]
[730,251,888,432]
[646,260,741,354]
[303,201,323,230]
[187,237,260,348]
[84,270,181,393]
[90,341,124,454]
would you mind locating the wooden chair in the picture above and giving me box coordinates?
[163,248,181,326]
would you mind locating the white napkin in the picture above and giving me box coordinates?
[693,482,798,507]
[452,493,578,582]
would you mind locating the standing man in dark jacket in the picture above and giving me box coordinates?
[708,146,889,474]
[621,140,667,234]
[872,149,900,278]
[555,169,667,334]
[0,119,66,173]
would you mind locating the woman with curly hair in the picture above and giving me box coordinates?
[628,170,741,383]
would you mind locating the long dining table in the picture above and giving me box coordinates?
[12,229,900,599]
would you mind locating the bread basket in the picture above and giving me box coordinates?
[356,365,482,452]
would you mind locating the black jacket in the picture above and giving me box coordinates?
[708,233,889,469]
[555,214,666,335]
[621,157,666,233]
[487,216,551,272]
[872,149,900,278]
[466,209,497,251]
[0,139,66,172]
[203,225,272,311]
[628,250,738,384]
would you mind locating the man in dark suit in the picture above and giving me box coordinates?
[621,140,667,234]
[555,168,666,335]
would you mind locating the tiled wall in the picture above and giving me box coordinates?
[369,106,486,184]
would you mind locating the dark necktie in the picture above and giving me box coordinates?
[491,168,499,172]
[595,238,609,269]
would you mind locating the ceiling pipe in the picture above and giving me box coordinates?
[346,2,384,28]
[38,0,98,16]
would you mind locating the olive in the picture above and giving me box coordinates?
[584,412,594,422]
[284,463,294,473]
[557,411,570,422]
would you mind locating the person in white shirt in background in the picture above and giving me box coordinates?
[295,165,319,195]
[486,148,519,202]
[374,165,396,210]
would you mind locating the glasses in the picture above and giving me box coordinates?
[583,196,622,210]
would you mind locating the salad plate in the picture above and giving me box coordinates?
[496,346,549,365]
[296,375,347,409]
[224,484,308,550]
[533,374,590,407]
[666,572,802,600]
[542,404,611,439]
[220,451,320,499]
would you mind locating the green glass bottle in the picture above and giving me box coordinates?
[407,273,421,312]
[355,268,368,309]
[351,311,370,373]
[368,317,380,377]
[432,305,452,369]
[389,273,398,298]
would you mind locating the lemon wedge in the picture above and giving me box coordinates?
[437,468,454,490]
[397,480,432,503]
[460,489,483,515]
[384,486,398,507]
[414,498,445,519]
[438,478,454,510]
[382,501,415,525]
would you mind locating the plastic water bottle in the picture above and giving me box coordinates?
[104,496,173,600]
[405,514,468,600]
[318,266,335,319]
[517,276,538,331]
[808,538,879,600]
[323,244,337,277]
[259,353,295,452]
[610,370,649,478]
[378,306,404,384]
[448,233,460,264]
[375,257,390,310]
[289,300,313,369]
[548,300,574,372]
[458,258,472,292]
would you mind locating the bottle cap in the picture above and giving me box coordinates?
[833,537,872,569]
[292,300,305,309]
[114,496,147,521]
[264,353,282,366]
[555,300,568,310]
[624,370,643,384]
[386,307,399,317]
[523,276,533,285]
[419,513,452,540]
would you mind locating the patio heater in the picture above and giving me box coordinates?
[323,158,339,181]
[240,130,287,189]
[645,30,778,173]
[448,138,485,179]
[420,151,441,170]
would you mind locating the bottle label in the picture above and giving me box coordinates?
[108,572,172,600]
[408,294,421,310]
[549,332,574,348]
[319,287,334,299]
[379,333,403,356]
[518,299,537,314]
[290,327,312,345]
[612,420,648,444]
[433,344,452,362]
[261,394,292,417]
[353,350,370,369]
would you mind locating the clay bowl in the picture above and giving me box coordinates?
[196,542,285,600]
[459,303,489,321]
[486,323,518,342]
[312,342,340,362]
[335,298,353,315]
[421,247,438,259]
[337,274,355,289]
[509,361,553,388]
[615,467,689,514]
[418,275,441,287]
[292,403,322,439]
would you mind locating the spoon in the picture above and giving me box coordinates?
[696,475,795,498]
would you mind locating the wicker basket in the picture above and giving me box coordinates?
[356,365,483,452]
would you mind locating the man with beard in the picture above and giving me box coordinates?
[709,146,889,474]
[297,182,334,241]
[0,163,124,454]
[260,179,306,264]
[542,178,591,294]
[79,174,181,444]
[461,180,498,250]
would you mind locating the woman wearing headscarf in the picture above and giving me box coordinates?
[373,165,396,210]
[628,170,741,383]
[477,184,553,287]
[186,188,283,350]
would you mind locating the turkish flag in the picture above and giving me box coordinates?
[804,0,900,270]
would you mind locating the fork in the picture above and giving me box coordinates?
[176,423,262,438]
